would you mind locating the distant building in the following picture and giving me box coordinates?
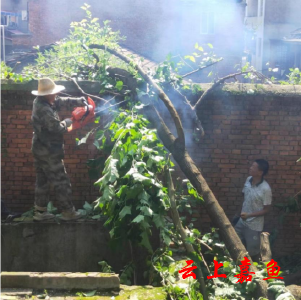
[244,0,301,77]
[1,0,31,59]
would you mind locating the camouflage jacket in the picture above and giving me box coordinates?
[31,96,86,157]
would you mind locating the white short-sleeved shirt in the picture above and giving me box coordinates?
[241,176,272,231]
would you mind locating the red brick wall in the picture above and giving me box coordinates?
[196,93,301,256]
[12,35,33,47]
[1,90,100,211]
[2,83,301,256]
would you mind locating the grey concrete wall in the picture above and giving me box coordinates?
[1,221,153,279]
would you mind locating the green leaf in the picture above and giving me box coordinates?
[91,18,99,23]
[83,201,93,213]
[91,214,101,220]
[101,185,115,201]
[153,214,164,228]
[132,215,144,223]
[140,231,153,253]
[140,206,153,216]
[83,290,96,297]
[95,157,119,186]
[76,130,92,146]
[162,230,171,246]
[47,201,57,214]
[115,80,123,91]
[138,190,151,204]
[119,206,131,219]
[93,140,100,148]
[132,173,152,186]
[189,56,196,63]
[208,43,213,48]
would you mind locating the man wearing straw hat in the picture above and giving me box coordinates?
[31,78,87,221]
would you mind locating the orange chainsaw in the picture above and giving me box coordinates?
[67,96,96,132]
[67,96,126,132]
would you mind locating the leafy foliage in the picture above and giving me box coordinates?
[151,43,221,94]
[90,105,172,253]
[98,261,114,273]
[12,4,137,96]
[279,68,301,85]
[0,61,24,82]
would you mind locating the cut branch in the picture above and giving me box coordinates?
[89,44,185,147]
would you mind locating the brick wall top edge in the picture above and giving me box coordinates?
[2,80,301,98]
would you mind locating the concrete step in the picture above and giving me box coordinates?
[1,288,33,300]
[0,285,167,300]
[1,272,119,290]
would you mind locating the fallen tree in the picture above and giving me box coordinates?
[87,43,269,298]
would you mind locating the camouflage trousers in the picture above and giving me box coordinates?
[33,154,74,212]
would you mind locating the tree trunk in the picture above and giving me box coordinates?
[260,232,272,262]
[287,285,301,300]
[143,104,268,298]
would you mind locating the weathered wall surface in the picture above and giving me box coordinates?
[188,84,301,257]
[1,220,154,279]
[1,221,122,272]
[1,81,301,256]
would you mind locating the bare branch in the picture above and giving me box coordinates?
[196,238,213,251]
[174,88,205,137]
[82,44,100,70]
[181,58,223,79]
[60,73,108,104]
[95,99,127,116]
[193,69,273,111]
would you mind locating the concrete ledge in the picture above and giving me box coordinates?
[1,272,31,288]
[1,272,120,290]
[2,79,301,97]
[1,288,33,297]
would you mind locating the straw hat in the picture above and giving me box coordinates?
[31,78,65,96]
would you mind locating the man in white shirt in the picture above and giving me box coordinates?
[234,159,272,261]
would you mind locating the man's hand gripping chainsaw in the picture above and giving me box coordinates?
[67,97,96,132]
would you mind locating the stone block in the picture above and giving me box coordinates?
[1,272,120,290]
[1,272,31,288]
